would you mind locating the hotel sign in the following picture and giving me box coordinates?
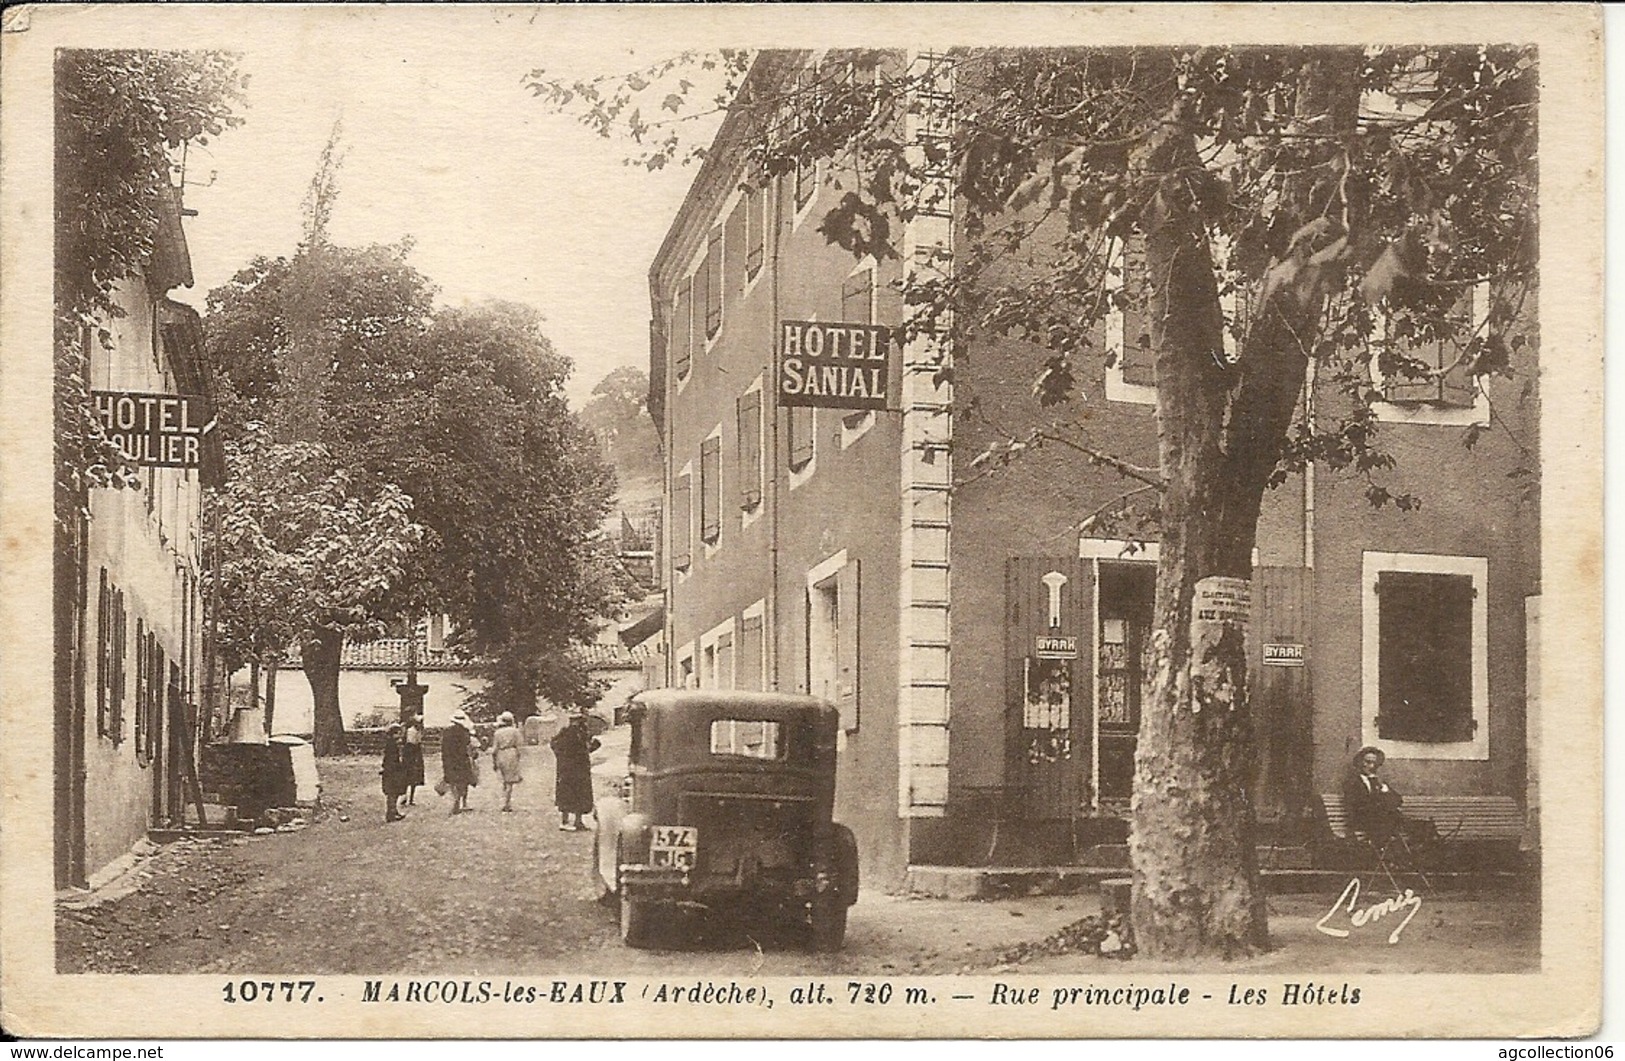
[777,320,895,411]
[92,390,211,467]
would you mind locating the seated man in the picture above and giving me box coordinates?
[1343,746,1434,846]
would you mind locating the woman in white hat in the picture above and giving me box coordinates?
[440,710,478,814]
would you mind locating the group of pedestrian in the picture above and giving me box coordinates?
[378,707,601,828]
[380,709,426,822]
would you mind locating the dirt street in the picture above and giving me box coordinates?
[56,737,1082,975]
[57,729,1539,976]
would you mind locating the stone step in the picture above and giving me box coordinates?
[1080,844,1313,870]
[905,864,1530,900]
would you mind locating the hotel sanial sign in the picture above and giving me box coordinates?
[777,320,896,411]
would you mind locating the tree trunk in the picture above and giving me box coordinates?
[304,626,347,756]
[1127,54,1357,959]
[264,658,279,736]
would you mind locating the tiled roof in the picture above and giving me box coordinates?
[285,638,479,672]
[284,636,650,672]
[570,642,654,670]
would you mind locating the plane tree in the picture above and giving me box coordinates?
[534,44,1537,958]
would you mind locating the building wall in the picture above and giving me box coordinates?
[80,276,210,883]
[654,70,914,886]
[255,668,488,734]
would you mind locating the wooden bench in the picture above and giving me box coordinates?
[1319,793,1524,844]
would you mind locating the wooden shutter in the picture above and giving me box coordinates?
[1377,571,1475,743]
[647,316,667,435]
[716,631,735,691]
[704,227,724,338]
[836,560,860,732]
[700,436,721,544]
[737,390,762,509]
[671,472,692,569]
[672,280,692,381]
[788,406,814,469]
[739,613,764,691]
[1121,234,1156,386]
[96,570,110,739]
[842,269,874,324]
[746,187,765,278]
[726,200,748,297]
[134,619,147,760]
[111,589,125,744]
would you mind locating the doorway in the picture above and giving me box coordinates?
[1094,561,1155,808]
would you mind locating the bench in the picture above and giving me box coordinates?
[1318,793,1525,844]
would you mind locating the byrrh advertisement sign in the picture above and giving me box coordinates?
[777,319,896,411]
[92,390,211,467]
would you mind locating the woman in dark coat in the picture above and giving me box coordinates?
[380,723,409,822]
[549,712,600,831]
[402,709,426,805]
[441,710,477,815]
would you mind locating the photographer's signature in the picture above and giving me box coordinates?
[1315,878,1422,944]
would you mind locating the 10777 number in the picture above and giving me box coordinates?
[222,980,319,1003]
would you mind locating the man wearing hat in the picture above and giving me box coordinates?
[1343,745,1432,845]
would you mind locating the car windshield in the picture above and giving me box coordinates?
[709,719,783,760]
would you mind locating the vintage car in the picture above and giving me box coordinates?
[592,689,859,950]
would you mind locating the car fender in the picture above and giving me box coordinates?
[825,822,860,905]
[592,796,627,893]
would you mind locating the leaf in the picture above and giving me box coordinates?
[1359,244,1407,304]
[661,93,684,114]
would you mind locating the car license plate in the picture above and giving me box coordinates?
[649,825,697,869]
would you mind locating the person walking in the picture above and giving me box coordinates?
[490,711,524,812]
[380,722,409,823]
[440,709,477,814]
[403,708,426,806]
[549,711,600,831]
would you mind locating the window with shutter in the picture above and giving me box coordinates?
[671,471,692,570]
[672,280,692,381]
[1379,289,1479,408]
[788,406,814,470]
[700,435,721,544]
[705,226,724,338]
[1120,233,1156,387]
[737,390,762,509]
[1376,570,1477,743]
[745,186,765,278]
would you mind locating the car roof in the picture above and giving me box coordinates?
[631,688,837,723]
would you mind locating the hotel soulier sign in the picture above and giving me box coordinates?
[92,390,211,467]
[777,320,896,410]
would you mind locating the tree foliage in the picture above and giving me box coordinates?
[578,365,662,487]
[54,49,246,522]
[204,251,623,722]
[208,422,425,677]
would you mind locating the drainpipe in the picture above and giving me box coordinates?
[767,175,784,690]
